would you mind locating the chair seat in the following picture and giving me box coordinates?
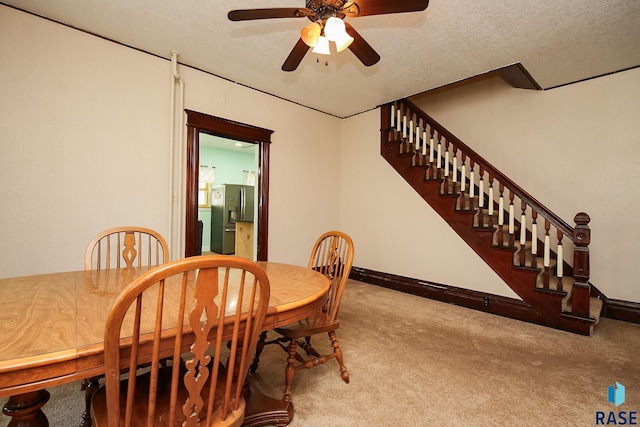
[91,364,245,427]
[274,311,340,339]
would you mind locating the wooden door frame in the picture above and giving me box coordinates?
[184,110,273,260]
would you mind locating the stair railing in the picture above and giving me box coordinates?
[382,99,592,318]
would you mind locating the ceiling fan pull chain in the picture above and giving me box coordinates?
[316,57,329,67]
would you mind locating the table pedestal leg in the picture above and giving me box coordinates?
[2,390,50,427]
[242,384,293,427]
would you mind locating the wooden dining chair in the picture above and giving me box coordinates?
[251,231,354,402]
[85,226,170,270]
[81,226,171,424]
[90,255,271,427]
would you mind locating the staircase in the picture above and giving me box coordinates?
[380,99,603,335]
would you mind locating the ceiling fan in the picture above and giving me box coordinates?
[228,0,430,71]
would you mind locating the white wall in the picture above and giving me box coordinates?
[0,5,341,277]
[0,6,170,276]
[408,69,640,303]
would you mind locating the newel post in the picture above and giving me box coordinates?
[571,212,591,317]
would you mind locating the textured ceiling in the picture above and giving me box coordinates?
[3,0,640,117]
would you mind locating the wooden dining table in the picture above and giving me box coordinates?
[0,261,330,427]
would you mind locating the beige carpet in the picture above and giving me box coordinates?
[2,280,639,426]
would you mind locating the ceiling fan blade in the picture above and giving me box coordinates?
[228,8,311,21]
[345,0,429,17]
[282,38,310,72]
[345,23,380,67]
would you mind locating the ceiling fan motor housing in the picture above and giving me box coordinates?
[305,0,351,21]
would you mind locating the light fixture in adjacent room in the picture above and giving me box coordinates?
[199,165,215,184]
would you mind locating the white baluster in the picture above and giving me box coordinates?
[557,243,563,277]
[436,141,441,169]
[396,110,401,132]
[422,131,427,156]
[544,235,550,267]
[452,156,458,183]
[498,196,504,225]
[402,115,407,138]
[478,179,484,208]
[531,223,538,255]
[444,151,450,177]
[520,214,526,245]
[508,203,514,234]
[469,172,475,199]
[390,104,395,127]
[488,186,494,215]
[461,164,466,192]
[415,125,420,151]
[429,138,434,163]
[409,119,413,143]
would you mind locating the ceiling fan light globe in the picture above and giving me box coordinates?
[312,35,331,55]
[300,22,321,47]
[324,16,347,42]
[334,33,354,52]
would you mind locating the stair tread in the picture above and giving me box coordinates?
[589,297,604,323]
[564,297,603,328]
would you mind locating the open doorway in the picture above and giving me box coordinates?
[184,110,273,260]
[198,134,258,258]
